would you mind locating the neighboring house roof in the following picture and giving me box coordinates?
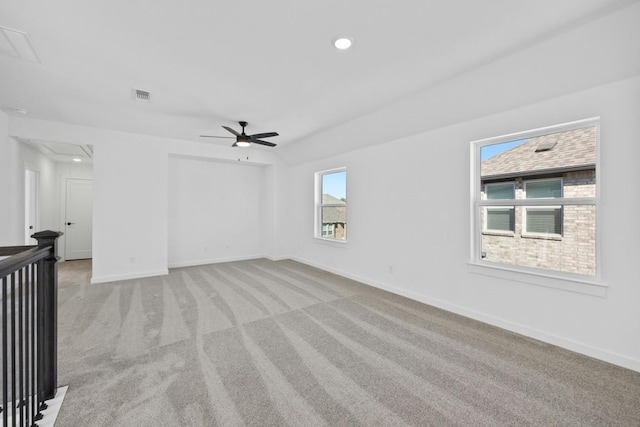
[322,194,346,223]
[481,126,596,180]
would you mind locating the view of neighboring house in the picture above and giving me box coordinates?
[480,126,597,275]
[321,194,346,239]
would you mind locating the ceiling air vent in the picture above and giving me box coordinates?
[131,88,150,102]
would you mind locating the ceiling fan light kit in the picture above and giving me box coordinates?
[201,120,279,148]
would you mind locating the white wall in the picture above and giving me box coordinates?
[0,112,24,245]
[285,76,640,372]
[21,144,58,233]
[168,156,266,267]
[91,137,169,282]
[8,117,281,283]
[0,118,61,245]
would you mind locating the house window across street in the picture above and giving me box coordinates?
[524,179,562,236]
[484,183,515,233]
[471,119,599,279]
[315,168,347,241]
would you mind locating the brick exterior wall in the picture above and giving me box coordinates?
[481,170,596,275]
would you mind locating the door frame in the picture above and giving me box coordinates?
[24,167,40,245]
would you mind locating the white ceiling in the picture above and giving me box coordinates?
[0,0,637,149]
[18,138,93,164]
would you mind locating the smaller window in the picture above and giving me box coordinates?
[524,178,562,236]
[484,183,515,233]
[316,168,347,241]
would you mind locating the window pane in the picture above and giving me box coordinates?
[480,204,595,275]
[526,180,561,198]
[486,207,514,231]
[322,171,346,204]
[486,183,514,200]
[321,206,346,240]
[526,208,562,234]
[481,127,596,198]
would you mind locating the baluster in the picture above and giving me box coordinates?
[3,276,8,427]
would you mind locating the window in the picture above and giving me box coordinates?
[524,179,562,236]
[315,168,347,241]
[321,223,335,237]
[471,118,600,283]
[484,183,515,233]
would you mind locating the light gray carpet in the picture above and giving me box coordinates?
[55,259,640,426]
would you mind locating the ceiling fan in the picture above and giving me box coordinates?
[200,121,278,147]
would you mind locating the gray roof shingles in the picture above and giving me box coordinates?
[481,126,596,179]
[322,194,346,223]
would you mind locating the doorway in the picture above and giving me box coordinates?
[24,168,39,245]
[65,178,93,260]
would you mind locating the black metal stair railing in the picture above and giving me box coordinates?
[0,231,61,427]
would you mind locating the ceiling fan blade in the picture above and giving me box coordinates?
[231,142,238,147]
[222,126,241,136]
[200,135,235,139]
[250,132,279,139]
[252,139,277,147]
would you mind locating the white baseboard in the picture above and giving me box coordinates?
[264,254,288,262]
[91,269,168,284]
[290,256,640,373]
[168,254,266,269]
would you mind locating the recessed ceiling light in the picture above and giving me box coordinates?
[333,37,353,50]
[72,158,82,162]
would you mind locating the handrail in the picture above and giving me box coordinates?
[1,231,62,426]
[0,247,50,279]
[0,246,35,257]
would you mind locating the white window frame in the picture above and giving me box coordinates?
[469,118,605,296]
[314,167,347,243]
[523,178,563,237]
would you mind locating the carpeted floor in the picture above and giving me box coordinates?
[55,259,640,426]
[58,259,92,290]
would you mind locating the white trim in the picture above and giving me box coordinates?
[91,269,168,284]
[314,236,349,245]
[289,256,637,373]
[472,117,600,146]
[467,261,606,296]
[168,254,266,269]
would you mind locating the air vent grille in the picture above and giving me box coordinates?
[132,88,151,102]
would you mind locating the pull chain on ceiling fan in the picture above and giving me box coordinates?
[200,121,279,147]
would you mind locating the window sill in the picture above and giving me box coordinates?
[468,261,607,297]
[482,230,515,237]
[521,233,562,241]
[314,236,348,245]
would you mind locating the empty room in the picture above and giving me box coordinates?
[1,1,640,426]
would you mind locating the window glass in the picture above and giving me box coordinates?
[486,183,515,199]
[317,169,347,240]
[474,121,598,277]
[526,207,562,235]
[526,180,562,198]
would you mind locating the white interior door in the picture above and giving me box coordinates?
[24,169,39,245]
[65,179,93,260]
